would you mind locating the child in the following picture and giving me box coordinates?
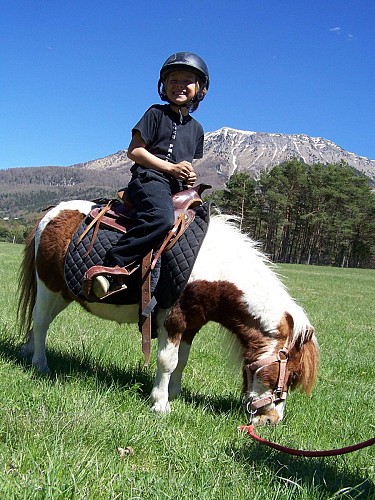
[90,52,209,298]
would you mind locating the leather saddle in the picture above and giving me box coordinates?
[80,183,211,366]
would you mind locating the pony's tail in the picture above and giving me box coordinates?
[17,223,38,338]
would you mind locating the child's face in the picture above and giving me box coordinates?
[165,70,198,107]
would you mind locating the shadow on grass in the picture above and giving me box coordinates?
[180,388,241,416]
[231,440,375,498]
[0,337,240,414]
[0,337,154,398]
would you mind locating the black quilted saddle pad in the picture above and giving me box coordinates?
[64,202,211,307]
[156,203,211,308]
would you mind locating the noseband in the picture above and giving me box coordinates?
[243,339,290,422]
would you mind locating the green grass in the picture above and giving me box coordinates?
[0,242,374,499]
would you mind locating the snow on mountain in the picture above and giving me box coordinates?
[73,127,375,189]
[193,127,375,188]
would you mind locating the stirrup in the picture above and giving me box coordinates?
[82,264,139,301]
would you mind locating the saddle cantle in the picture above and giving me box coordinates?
[63,185,212,366]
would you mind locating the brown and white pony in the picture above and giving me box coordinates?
[17,200,319,425]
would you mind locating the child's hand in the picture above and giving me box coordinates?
[185,170,197,187]
[171,161,195,182]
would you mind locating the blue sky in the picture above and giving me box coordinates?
[1,0,374,169]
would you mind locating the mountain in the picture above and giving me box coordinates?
[70,127,375,189]
[195,128,375,187]
[1,128,374,219]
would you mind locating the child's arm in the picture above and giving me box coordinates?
[127,131,195,183]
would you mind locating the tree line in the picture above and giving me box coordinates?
[1,159,374,268]
[208,160,375,268]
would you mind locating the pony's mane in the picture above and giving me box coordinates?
[193,213,313,342]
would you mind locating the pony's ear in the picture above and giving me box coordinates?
[304,326,315,343]
[291,324,315,350]
[284,312,294,342]
[280,314,315,349]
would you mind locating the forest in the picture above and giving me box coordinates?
[209,160,375,268]
[1,160,374,268]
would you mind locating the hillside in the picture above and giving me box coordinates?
[0,166,130,219]
[1,128,374,219]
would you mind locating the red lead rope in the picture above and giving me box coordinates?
[239,425,375,457]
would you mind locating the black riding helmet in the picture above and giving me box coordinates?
[158,52,209,108]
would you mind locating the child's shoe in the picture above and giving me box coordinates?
[92,275,110,298]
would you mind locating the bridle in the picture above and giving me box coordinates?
[243,338,290,423]
[241,337,375,456]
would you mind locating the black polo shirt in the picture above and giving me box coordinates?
[131,104,204,168]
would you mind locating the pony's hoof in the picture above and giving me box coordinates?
[168,388,181,401]
[31,360,51,375]
[33,366,52,376]
[151,401,171,414]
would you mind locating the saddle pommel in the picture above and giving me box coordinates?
[172,184,212,211]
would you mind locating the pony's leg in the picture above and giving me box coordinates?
[29,279,69,374]
[150,311,180,413]
[168,339,192,401]
[19,330,35,359]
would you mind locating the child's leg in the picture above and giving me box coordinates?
[106,168,176,267]
[86,168,176,299]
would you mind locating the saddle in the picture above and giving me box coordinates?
[79,183,211,366]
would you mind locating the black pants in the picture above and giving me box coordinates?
[105,166,181,267]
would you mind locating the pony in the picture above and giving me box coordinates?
[17,200,319,425]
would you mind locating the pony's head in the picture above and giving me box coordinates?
[242,312,319,425]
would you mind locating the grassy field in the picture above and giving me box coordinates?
[0,241,374,499]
